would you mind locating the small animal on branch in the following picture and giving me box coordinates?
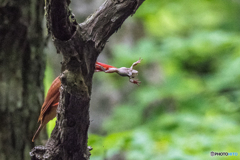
[32,58,143,142]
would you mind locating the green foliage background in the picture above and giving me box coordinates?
[46,0,240,159]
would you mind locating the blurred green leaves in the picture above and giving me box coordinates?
[89,0,240,159]
[136,0,240,37]
[45,0,240,159]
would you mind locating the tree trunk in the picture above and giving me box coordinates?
[30,0,145,159]
[0,1,45,160]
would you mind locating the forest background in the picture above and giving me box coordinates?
[39,0,240,160]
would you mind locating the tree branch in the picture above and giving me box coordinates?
[30,0,145,159]
[45,0,76,40]
[79,0,144,51]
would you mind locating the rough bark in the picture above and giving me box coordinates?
[0,0,45,160]
[30,0,145,159]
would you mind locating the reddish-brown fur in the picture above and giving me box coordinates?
[32,62,116,142]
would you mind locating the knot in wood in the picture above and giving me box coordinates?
[29,145,46,160]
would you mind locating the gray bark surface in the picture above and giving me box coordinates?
[0,0,45,160]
